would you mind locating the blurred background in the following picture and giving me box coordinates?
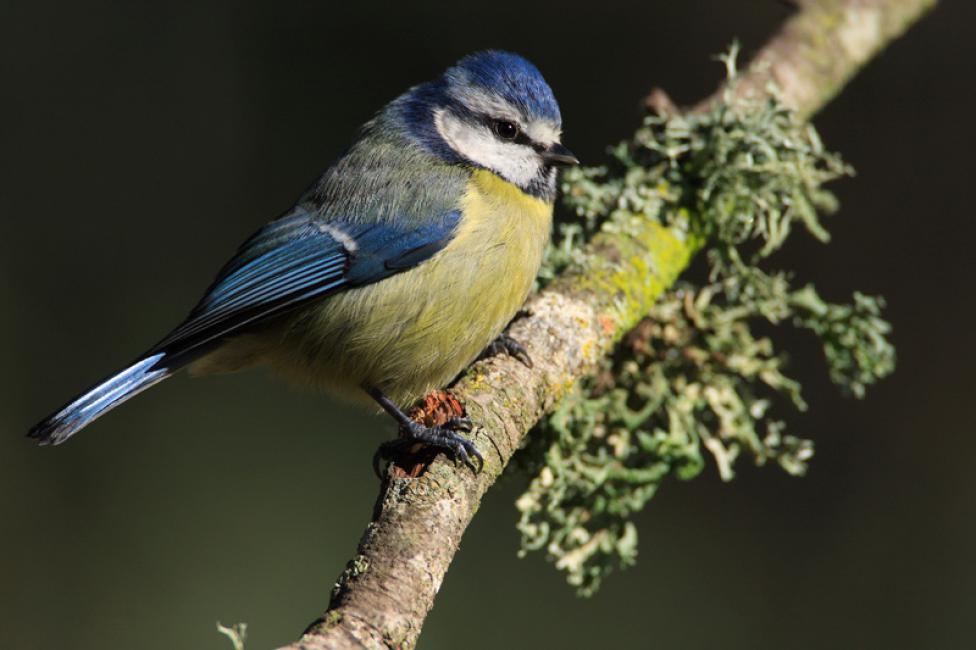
[2,1,973,648]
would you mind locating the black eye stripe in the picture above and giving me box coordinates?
[515,133,546,153]
[516,131,542,149]
[478,114,545,149]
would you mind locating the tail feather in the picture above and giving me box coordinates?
[28,353,173,445]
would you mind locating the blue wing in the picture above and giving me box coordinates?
[153,206,462,358]
[28,205,461,445]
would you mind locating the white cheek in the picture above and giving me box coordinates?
[434,109,541,188]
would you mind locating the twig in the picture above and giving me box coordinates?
[278,1,936,648]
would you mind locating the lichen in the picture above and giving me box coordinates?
[513,46,895,595]
[331,553,371,601]
[217,622,247,650]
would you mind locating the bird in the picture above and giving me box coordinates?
[27,50,578,471]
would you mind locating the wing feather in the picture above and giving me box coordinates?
[151,207,461,358]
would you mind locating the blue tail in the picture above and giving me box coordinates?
[28,353,174,445]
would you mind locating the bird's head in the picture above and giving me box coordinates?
[391,51,577,202]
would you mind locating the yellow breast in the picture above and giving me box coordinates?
[197,168,554,407]
[353,168,552,401]
[448,169,554,304]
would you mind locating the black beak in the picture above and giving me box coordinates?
[542,143,579,168]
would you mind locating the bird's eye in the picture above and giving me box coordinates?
[492,120,519,140]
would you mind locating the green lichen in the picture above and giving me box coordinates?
[514,46,895,595]
[217,622,247,650]
[331,553,370,601]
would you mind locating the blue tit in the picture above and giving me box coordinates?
[28,50,578,470]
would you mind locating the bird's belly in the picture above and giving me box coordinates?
[260,170,553,405]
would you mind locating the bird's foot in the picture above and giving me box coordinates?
[480,333,533,368]
[373,417,483,478]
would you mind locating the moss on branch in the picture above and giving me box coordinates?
[515,46,894,594]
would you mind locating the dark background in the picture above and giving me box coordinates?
[2,1,973,648]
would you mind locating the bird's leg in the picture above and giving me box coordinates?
[367,386,483,477]
[479,332,533,368]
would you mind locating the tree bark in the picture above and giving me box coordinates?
[278,1,936,648]
[698,0,937,118]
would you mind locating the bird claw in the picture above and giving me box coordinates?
[373,417,483,478]
[480,333,533,368]
[445,416,474,432]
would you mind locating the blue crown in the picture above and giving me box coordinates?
[383,51,561,164]
[445,51,561,125]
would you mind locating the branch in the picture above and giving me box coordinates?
[700,0,937,118]
[278,2,934,648]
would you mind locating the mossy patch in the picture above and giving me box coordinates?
[514,46,895,595]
